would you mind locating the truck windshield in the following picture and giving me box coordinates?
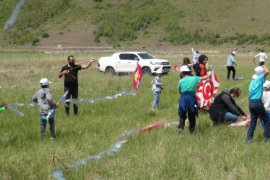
[138,53,154,59]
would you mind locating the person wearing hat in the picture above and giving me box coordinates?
[253,49,267,66]
[208,87,247,126]
[58,55,96,116]
[178,65,211,134]
[151,68,164,109]
[32,78,61,139]
[226,51,237,80]
[246,65,270,143]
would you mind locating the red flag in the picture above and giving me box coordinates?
[132,64,142,90]
[173,65,180,72]
[196,70,220,108]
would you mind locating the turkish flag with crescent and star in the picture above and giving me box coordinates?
[196,70,220,108]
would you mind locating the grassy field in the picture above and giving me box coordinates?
[1,49,270,179]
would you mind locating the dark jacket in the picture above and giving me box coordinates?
[208,91,246,123]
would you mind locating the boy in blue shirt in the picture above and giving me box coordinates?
[178,65,211,134]
[246,65,270,143]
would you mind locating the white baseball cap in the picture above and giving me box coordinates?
[232,51,236,55]
[264,80,270,88]
[40,78,51,86]
[156,67,163,74]
[180,65,191,72]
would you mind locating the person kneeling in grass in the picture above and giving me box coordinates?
[32,78,61,140]
[208,87,247,126]
[178,65,211,134]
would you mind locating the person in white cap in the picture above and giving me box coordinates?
[246,65,270,143]
[32,78,60,140]
[151,67,163,109]
[226,51,237,80]
[178,65,211,134]
[253,49,267,66]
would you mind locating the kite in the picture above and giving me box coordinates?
[196,70,220,108]
[228,119,251,127]
[132,64,142,90]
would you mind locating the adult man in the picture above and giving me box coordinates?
[208,87,247,126]
[58,55,96,116]
[226,51,237,80]
[246,65,270,143]
[253,50,267,66]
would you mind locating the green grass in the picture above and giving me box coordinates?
[1,50,270,179]
[2,0,270,46]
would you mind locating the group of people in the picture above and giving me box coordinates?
[3,48,269,143]
[151,48,270,143]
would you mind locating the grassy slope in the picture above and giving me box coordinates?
[0,50,270,179]
[1,0,270,47]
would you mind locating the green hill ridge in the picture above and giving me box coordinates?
[1,0,270,47]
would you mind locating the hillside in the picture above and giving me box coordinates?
[1,0,270,48]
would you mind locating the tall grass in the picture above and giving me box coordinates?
[0,50,270,179]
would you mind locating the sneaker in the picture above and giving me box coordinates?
[178,128,184,134]
[246,138,251,144]
[50,137,55,140]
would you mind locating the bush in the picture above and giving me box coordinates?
[41,32,49,38]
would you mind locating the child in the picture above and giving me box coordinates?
[32,78,60,139]
[178,65,211,134]
[151,68,163,109]
[194,54,208,77]
[246,65,270,143]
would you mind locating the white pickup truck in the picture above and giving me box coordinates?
[98,52,171,75]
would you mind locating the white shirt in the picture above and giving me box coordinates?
[263,91,270,113]
[255,52,267,62]
[192,48,200,63]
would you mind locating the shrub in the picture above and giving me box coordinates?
[41,32,49,38]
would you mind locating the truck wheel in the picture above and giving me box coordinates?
[105,67,116,75]
[142,67,151,75]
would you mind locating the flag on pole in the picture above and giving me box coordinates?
[132,64,142,90]
[196,70,220,108]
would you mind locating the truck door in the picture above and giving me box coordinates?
[117,53,139,72]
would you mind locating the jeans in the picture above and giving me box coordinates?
[178,92,197,133]
[246,99,270,142]
[224,112,238,123]
[152,91,161,109]
[40,115,55,139]
[64,87,78,116]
